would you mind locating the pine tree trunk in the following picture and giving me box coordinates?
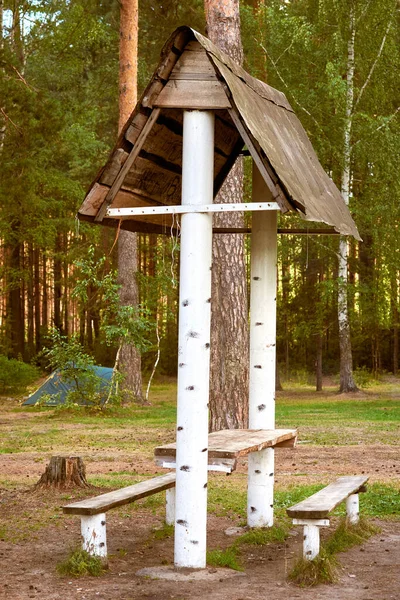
[117,0,143,402]
[53,234,62,332]
[42,251,48,334]
[35,456,89,488]
[34,247,41,353]
[27,243,34,358]
[205,0,249,431]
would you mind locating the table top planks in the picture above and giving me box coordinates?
[154,428,297,460]
[287,475,369,519]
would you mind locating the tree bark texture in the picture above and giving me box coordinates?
[35,456,89,488]
[205,0,249,431]
[118,0,143,401]
[338,4,358,393]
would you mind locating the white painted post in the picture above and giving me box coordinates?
[303,523,320,560]
[247,162,278,528]
[166,488,176,526]
[346,493,359,525]
[174,110,214,569]
[81,513,107,558]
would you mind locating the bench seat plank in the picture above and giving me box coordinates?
[287,476,369,519]
[63,472,176,516]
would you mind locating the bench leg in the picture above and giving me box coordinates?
[346,493,359,525]
[303,524,320,561]
[247,448,274,527]
[166,488,175,526]
[81,513,107,558]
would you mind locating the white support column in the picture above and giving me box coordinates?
[247,162,278,528]
[174,110,214,569]
[346,493,360,525]
[81,513,107,558]
[166,488,176,526]
[303,523,320,560]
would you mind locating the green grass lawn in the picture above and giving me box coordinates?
[0,377,398,535]
[2,378,399,455]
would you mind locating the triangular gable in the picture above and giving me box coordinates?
[77,26,360,240]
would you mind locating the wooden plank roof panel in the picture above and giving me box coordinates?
[76,26,359,239]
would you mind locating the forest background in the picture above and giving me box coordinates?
[1,0,399,390]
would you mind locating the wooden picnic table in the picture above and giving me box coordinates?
[155,428,297,472]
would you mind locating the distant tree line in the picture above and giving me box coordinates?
[0,0,398,384]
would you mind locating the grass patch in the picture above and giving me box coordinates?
[152,523,174,540]
[234,523,289,546]
[289,517,379,587]
[206,547,242,571]
[324,518,380,555]
[57,549,106,577]
[289,549,338,587]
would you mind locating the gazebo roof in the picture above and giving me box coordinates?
[77,26,360,240]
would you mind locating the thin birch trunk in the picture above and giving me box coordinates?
[338,3,358,393]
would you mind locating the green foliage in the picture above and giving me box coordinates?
[0,357,39,394]
[353,366,376,388]
[73,246,153,353]
[41,329,121,408]
[57,549,106,578]
[206,547,243,571]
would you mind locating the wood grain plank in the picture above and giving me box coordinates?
[154,429,297,460]
[94,108,161,222]
[287,476,369,519]
[155,80,231,110]
[63,472,176,516]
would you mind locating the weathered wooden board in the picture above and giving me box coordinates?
[287,476,369,519]
[155,80,231,110]
[169,41,217,81]
[155,429,297,461]
[63,472,176,516]
[95,108,161,222]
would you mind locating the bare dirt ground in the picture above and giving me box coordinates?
[1,442,399,600]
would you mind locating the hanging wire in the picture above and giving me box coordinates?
[170,210,180,288]
[109,219,122,255]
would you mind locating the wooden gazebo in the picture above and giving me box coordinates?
[77,26,359,570]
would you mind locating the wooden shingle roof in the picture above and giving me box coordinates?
[77,26,360,240]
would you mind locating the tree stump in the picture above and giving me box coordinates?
[35,456,89,488]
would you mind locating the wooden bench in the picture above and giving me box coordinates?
[63,472,176,558]
[287,475,369,560]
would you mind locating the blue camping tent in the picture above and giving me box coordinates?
[23,366,114,406]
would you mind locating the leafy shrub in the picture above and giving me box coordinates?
[0,356,39,394]
[353,366,375,388]
[40,330,122,409]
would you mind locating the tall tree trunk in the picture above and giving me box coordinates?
[118,0,143,401]
[338,3,358,393]
[53,235,62,332]
[391,274,399,375]
[6,235,24,358]
[27,243,34,358]
[205,0,249,431]
[34,247,41,352]
[42,251,48,335]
